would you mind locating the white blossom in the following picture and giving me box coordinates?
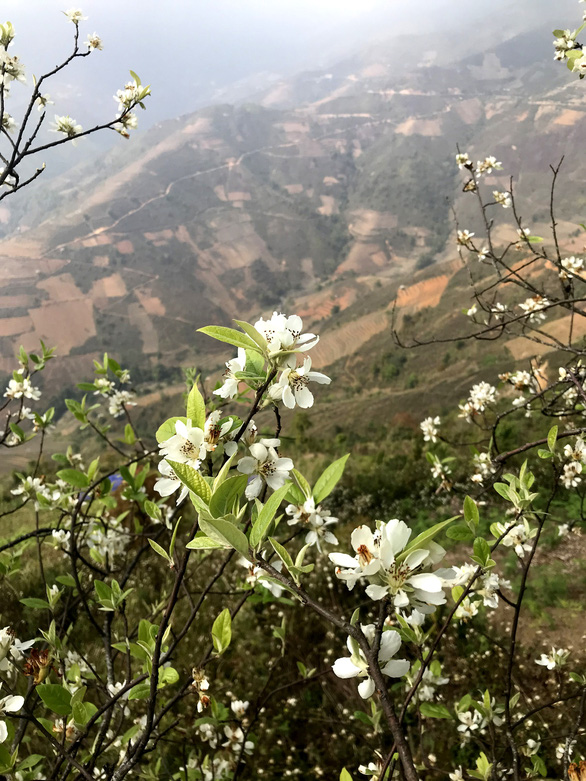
[535,647,569,670]
[214,348,246,399]
[457,230,474,246]
[286,496,338,549]
[85,32,102,50]
[4,377,41,400]
[51,115,83,141]
[493,190,512,208]
[332,624,409,699]
[63,9,87,23]
[420,416,440,443]
[269,356,330,409]
[253,312,318,360]
[108,389,136,417]
[560,256,584,280]
[154,459,188,505]
[519,295,549,323]
[158,420,206,470]
[237,441,293,500]
[0,685,24,743]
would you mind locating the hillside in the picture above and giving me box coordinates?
[0,22,584,416]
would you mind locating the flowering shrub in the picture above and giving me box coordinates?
[0,10,585,781]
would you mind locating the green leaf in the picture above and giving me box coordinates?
[463,496,479,529]
[199,518,249,557]
[186,534,226,550]
[128,683,151,701]
[340,770,353,781]
[473,537,491,566]
[419,702,453,720]
[186,382,206,429]
[250,482,291,549]
[553,29,566,37]
[198,325,261,353]
[233,319,268,351]
[167,460,212,503]
[37,684,72,716]
[493,482,511,501]
[397,516,458,562]
[155,416,188,444]
[292,468,312,499]
[212,608,232,655]
[56,469,90,489]
[446,524,474,541]
[148,539,171,563]
[19,597,51,610]
[269,537,294,571]
[313,454,349,504]
[547,425,558,452]
[209,475,248,518]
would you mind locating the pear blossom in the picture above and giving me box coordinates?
[493,190,512,208]
[466,303,478,317]
[64,9,87,23]
[561,256,584,280]
[238,556,284,597]
[108,389,136,417]
[214,348,246,399]
[457,708,483,737]
[85,32,102,50]
[493,519,536,557]
[449,767,465,781]
[197,722,218,748]
[223,725,254,755]
[458,381,497,421]
[0,628,34,672]
[286,496,338,548]
[420,416,440,443]
[0,685,24,743]
[332,625,409,699]
[203,410,232,452]
[477,246,489,261]
[1,113,16,132]
[454,597,479,622]
[254,311,318,360]
[457,230,474,246]
[331,520,453,613]
[476,156,502,176]
[4,377,41,400]
[535,647,570,670]
[158,419,206,470]
[455,152,471,170]
[93,377,115,396]
[36,93,53,111]
[562,461,583,489]
[269,356,330,409]
[154,459,189,505]
[237,441,293,499]
[519,295,549,323]
[231,699,249,718]
[51,115,83,140]
[0,50,26,84]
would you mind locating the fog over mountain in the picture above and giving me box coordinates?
[4,0,577,130]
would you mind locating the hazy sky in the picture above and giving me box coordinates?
[1,0,578,139]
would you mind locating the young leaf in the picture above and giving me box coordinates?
[185,534,226,550]
[313,454,349,504]
[250,482,291,549]
[212,608,232,655]
[419,702,453,719]
[233,319,268,351]
[197,326,261,353]
[56,469,90,489]
[155,416,188,444]
[547,425,558,452]
[340,770,353,781]
[463,495,479,529]
[186,381,206,430]
[199,518,249,558]
[209,475,248,519]
[37,684,72,716]
[166,460,212,503]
